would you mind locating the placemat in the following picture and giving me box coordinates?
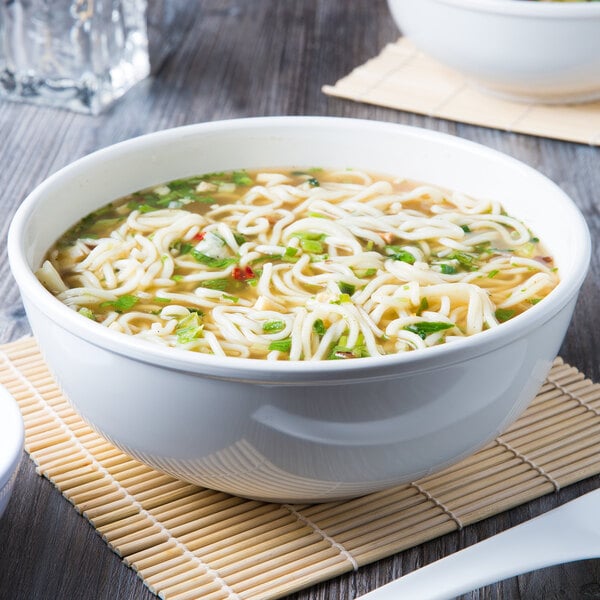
[2,337,600,600]
[323,38,600,146]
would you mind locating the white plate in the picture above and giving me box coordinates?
[0,384,24,519]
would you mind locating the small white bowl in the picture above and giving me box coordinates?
[7,117,591,502]
[387,0,600,104]
[0,386,24,519]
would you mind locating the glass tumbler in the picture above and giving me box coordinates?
[0,0,150,115]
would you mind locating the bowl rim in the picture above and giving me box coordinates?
[417,0,600,18]
[7,116,592,383]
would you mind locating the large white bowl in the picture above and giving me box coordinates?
[7,117,591,502]
[387,0,600,104]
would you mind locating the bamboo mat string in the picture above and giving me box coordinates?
[409,482,464,530]
[494,437,561,493]
[547,370,600,418]
[282,504,359,571]
[2,337,600,600]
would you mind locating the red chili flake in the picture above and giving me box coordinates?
[193,232,205,241]
[232,265,255,281]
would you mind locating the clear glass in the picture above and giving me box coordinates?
[0,0,150,115]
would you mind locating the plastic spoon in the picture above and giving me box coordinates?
[356,488,600,600]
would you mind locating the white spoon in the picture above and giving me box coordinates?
[356,487,600,600]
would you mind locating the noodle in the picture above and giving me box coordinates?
[37,168,559,361]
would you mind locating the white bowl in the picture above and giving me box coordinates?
[387,0,600,104]
[7,117,591,502]
[0,385,23,519]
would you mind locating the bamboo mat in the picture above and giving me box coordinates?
[323,38,600,146]
[3,337,600,600]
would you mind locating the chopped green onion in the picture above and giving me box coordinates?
[312,319,326,336]
[153,297,171,304]
[284,246,298,258]
[100,294,139,313]
[338,281,356,295]
[176,312,203,344]
[263,320,286,333]
[189,249,237,268]
[385,246,415,264]
[460,224,471,233]
[487,269,500,279]
[416,297,429,316]
[232,170,253,186]
[447,251,477,269]
[403,321,454,339]
[307,177,320,187]
[301,239,324,254]
[200,278,229,290]
[268,338,292,352]
[440,264,457,275]
[495,308,516,323]
[78,307,96,320]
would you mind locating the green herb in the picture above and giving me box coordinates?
[332,293,352,305]
[307,177,320,187]
[301,239,324,254]
[78,307,96,320]
[460,224,471,233]
[495,308,516,323]
[354,267,377,278]
[153,297,171,304]
[447,251,478,269]
[200,278,229,290]
[171,274,184,282]
[138,203,157,213]
[338,281,356,296]
[100,294,139,313]
[327,334,370,359]
[223,294,239,303]
[189,249,237,268]
[487,269,499,279]
[268,338,292,352]
[403,321,454,339]
[416,297,429,316]
[285,246,298,258]
[176,313,203,344]
[263,320,286,333]
[293,232,326,241]
[440,264,457,275]
[232,170,253,186]
[312,319,326,336]
[233,232,246,245]
[385,246,415,264]
[528,298,542,305]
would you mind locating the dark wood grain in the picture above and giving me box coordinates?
[0,1,599,599]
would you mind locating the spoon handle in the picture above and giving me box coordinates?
[356,489,600,600]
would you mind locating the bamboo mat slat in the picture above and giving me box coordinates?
[323,38,600,146]
[2,337,600,600]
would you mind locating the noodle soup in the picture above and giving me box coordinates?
[37,168,558,361]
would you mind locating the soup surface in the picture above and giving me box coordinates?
[37,168,558,360]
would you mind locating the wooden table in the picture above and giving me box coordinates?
[0,1,598,598]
